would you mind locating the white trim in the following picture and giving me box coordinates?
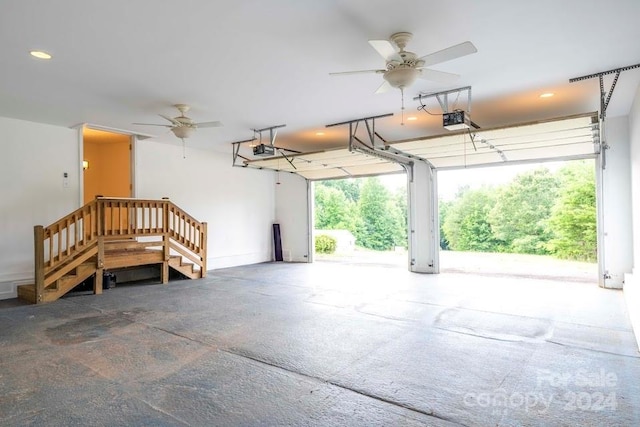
[307,180,314,264]
[77,127,84,207]
[431,167,440,273]
[596,153,606,287]
[72,122,154,140]
[131,135,137,197]
[435,153,598,172]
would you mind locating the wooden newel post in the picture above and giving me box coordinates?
[34,225,45,304]
[161,198,170,284]
[201,222,208,278]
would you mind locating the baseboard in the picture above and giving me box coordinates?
[623,272,640,352]
[209,252,272,270]
[0,278,32,300]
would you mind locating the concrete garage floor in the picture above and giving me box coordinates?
[1,263,639,426]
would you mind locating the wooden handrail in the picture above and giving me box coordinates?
[33,197,208,301]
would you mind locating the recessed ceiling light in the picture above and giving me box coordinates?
[30,50,52,60]
[315,132,325,136]
[407,116,418,121]
[540,92,554,98]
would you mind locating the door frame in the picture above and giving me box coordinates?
[77,124,138,206]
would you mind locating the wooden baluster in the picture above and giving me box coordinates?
[134,202,138,234]
[170,207,174,236]
[48,229,54,267]
[113,202,117,235]
[66,218,71,255]
[56,225,62,262]
[145,203,149,233]
[97,201,102,236]
[128,202,133,233]
[118,201,121,235]
[156,203,160,232]
[75,213,84,249]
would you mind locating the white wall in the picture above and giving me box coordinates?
[601,116,633,288]
[625,82,640,349]
[135,139,276,269]
[0,117,80,298]
[274,172,310,262]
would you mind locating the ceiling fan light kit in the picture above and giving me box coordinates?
[383,67,420,89]
[133,103,223,157]
[171,126,193,139]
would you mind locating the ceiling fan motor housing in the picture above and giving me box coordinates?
[384,49,422,89]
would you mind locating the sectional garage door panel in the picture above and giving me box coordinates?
[243,113,599,179]
[244,148,403,180]
[391,113,599,169]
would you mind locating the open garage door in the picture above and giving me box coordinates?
[244,113,599,178]
[388,113,599,169]
[243,113,600,277]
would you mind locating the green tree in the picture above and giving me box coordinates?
[547,161,597,261]
[442,186,500,252]
[392,185,408,248]
[314,185,356,231]
[318,179,361,202]
[439,199,452,250]
[488,168,560,254]
[357,177,404,250]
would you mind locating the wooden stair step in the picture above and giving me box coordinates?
[168,256,200,279]
[104,248,163,269]
[17,284,36,304]
[52,262,97,294]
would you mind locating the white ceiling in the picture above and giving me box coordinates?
[1,0,639,155]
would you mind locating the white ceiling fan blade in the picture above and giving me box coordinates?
[330,69,386,76]
[368,39,402,62]
[159,114,183,126]
[418,41,477,67]
[374,80,392,94]
[132,122,172,127]
[195,121,223,128]
[418,68,460,84]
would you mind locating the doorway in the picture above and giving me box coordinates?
[312,174,408,268]
[83,127,132,203]
[436,159,598,283]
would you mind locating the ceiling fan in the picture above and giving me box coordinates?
[134,104,223,140]
[330,32,477,121]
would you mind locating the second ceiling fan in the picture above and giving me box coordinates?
[134,104,223,158]
[134,104,223,140]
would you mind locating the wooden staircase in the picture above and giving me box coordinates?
[17,197,208,304]
[18,260,97,303]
